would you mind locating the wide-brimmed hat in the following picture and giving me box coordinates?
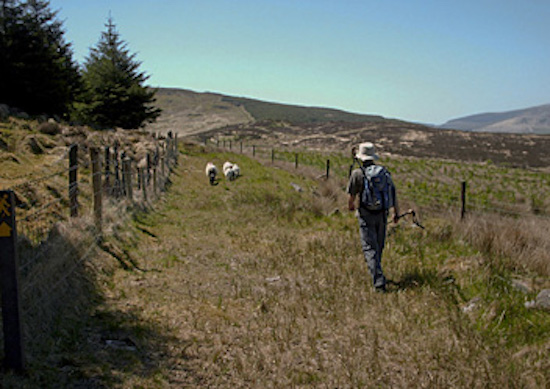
[355,142,379,161]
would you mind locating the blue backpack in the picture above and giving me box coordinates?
[360,165,394,211]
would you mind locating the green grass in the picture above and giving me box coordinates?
[4,141,549,388]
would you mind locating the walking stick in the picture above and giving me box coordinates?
[396,209,425,229]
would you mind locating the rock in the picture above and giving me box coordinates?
[38,119,61,135]
[290,182,303,192]
[511,278,532,294]
[25,135,45,154]
[535,289,550,311]
[524,300,536,309]
[462,296,481,313]
[525,289,550,311]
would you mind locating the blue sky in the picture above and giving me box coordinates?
[50,0,549,124]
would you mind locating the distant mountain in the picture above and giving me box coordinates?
[440,104,550,134]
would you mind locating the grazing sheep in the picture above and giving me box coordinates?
[223,161,236,181]
[232,164,240,178]
[205,162,218,185]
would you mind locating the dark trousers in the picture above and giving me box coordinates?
[357,210,387,288]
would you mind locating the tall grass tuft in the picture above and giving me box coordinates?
[457,213,550,276]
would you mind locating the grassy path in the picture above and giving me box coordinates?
[39,144,546,388]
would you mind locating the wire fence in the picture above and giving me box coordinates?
[208,138,550,221]
[0,131,179,371]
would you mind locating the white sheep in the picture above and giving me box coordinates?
[223,161,235,181]
[205,162,218,185]
[232,164,240,178]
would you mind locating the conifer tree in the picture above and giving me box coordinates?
[0,0,80,116]
[75,16,160,129]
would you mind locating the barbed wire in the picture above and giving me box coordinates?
[21,235,99,318]
[0,147,72,182]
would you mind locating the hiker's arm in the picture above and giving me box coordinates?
[348,194,356,211]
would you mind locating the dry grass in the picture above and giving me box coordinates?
[48,144,543,387]
[2,140,549,388]
[456,213,550,277]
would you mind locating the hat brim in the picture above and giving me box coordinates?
[356,153,379,161]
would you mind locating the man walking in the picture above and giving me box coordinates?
[347,142,399,292]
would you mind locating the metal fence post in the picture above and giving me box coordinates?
[0,190,25,372]
[461,181,467,220]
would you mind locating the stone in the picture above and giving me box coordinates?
[511,278,532,294]
[290,182,303,192]
[535,289,550,311]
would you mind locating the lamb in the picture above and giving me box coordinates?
[205,162,218,185]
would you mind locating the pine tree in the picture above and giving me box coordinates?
[0,0,80,116]
[76,16,160,129]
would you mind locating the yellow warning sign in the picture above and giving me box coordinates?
[0,193,11,217]
[0,221,12,237]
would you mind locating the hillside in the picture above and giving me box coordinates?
[147,88,386,136]
[440,104,550,134]
[151,88,550,169]
[201,120,550,169]
[146,88,254,135]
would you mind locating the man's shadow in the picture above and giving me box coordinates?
[386,267,453,292]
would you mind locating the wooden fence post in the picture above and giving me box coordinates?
[0,190,25,371]
[90,148,102,235]
[326,159,330,179]
[175,133,178,164]
[295,153,298,169]
[240,142,243,153]
[104,146,110,193]
[272,149,275,164]
[252,145,256,157]
[140,168,148,202]
[461,181,467,220]
[123,157,133,201]
[69,144,78,217]
[153,166,158,196]
[114,143,121,197]
[120,152,127,197]
[146,153,152,185]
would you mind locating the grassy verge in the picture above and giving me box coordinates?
[4,142,548,388]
